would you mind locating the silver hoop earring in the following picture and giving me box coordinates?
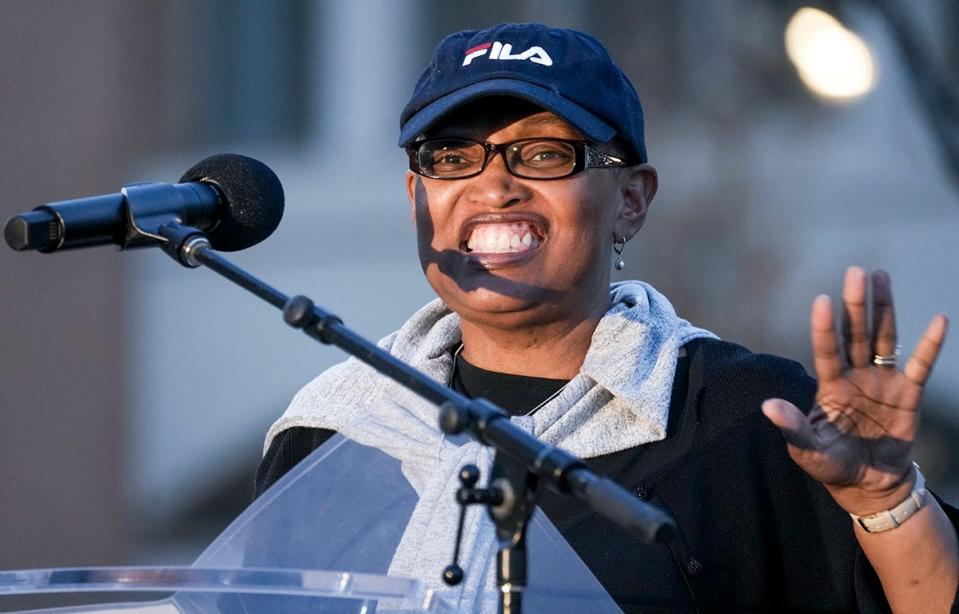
[612,236,627,270]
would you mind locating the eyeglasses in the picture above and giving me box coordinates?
[406,137,631,180]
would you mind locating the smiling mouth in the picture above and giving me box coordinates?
[462,221,544,254]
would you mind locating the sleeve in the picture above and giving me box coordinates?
[690,340,959,612]
[253,426,337,499]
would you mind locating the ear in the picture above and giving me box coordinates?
[614,163,658,241]
[405,171,419,225]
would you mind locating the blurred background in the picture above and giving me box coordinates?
[1,0,957,607]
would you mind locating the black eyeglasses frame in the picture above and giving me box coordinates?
[406,137,631,180]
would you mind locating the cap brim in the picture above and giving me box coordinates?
[398,79,617,147]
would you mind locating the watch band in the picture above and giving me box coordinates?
[851,463,927,533]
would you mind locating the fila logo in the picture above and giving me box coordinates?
[462,41,553,67]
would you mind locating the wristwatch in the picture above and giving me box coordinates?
[850,463,927,533]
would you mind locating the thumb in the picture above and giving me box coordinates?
[762,398,818,451]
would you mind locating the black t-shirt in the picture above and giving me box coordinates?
[256,351,695,611]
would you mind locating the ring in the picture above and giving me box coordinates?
[873,345,902,367]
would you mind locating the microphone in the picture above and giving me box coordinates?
[3,154,284,253]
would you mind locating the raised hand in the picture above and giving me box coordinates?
[762,267,949,515]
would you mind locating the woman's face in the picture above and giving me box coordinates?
[406,99,652,332]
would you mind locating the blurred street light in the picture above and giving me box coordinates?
[785,7,877,102]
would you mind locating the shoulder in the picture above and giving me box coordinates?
[264,331,402,454]
[683,337,817,427]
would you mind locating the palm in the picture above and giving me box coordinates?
[763,268,948,514]
[805,368,917,488]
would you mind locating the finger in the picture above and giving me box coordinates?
[811,295,843,382]
[762,399,819,451]
[870,269,897,360]
[903,314,949,386]
[842,266,871,368]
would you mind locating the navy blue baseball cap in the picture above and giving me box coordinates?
[399,23,648,163]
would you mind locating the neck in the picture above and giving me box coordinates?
[458,294,610,379]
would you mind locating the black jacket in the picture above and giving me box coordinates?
[257,339,959,612]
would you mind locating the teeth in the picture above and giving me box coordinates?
[465,222,541,254]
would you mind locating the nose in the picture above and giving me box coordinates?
[463,149,531,208]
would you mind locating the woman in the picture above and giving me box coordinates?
[259,23,958,612]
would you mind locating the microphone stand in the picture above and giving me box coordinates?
[158,223,676,614]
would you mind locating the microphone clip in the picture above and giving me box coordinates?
[121,182,220,251]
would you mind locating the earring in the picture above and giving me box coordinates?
[612,236,627,270]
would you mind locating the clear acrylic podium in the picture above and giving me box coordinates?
[0,436,621,613]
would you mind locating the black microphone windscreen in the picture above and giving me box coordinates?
[180,154,284,251]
